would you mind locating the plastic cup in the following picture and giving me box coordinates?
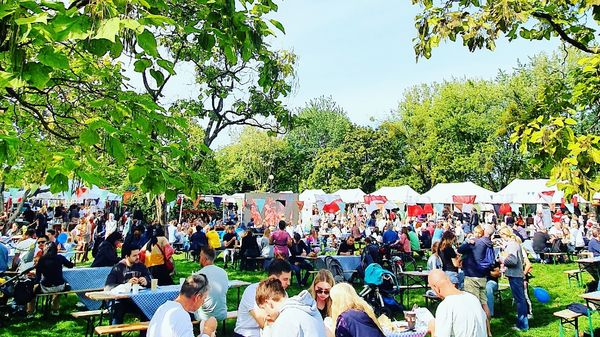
[404,311,416,330]
[151,279,158,291]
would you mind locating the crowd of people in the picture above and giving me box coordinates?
[1,201,599,337]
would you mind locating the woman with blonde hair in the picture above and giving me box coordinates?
[330,283,385,337]
[309,269,336,319]
[499,226,529,331]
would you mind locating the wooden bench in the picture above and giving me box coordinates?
[220,310,238,334]
[544,252,570,264]
[564,269,584,287]
[95,322,149,335]
[71,309,108,337]
[554,309,583,337]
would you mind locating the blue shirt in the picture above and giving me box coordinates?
[589,238,600,257]
[0,242,9,273]
[382,229,399,245]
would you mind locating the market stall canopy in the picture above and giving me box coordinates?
[332,188,366,204]
[421,182,495,204]
[495,179,587,204]
[371,186,421,204]
[299,189,326,203]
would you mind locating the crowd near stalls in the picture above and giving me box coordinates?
[1,179,600,337]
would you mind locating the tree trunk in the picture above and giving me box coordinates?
[154,195,169,237]
[7,188,31,225]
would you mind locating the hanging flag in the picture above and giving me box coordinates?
[539,191,555,204]
[123,191,133,204]
[255,198,266,213]
[336,201,346,213]
[323,201,340,214]
[213,197,222,208]
[452,195,476,204]
[422,204,433,214]
[560,198,566,210]
[364,195,387,204]
[499,203,512,215]
[76,187,88,198]
[572,196,579,208]
[296,201,304,210]
[193,196,202,209]
[433,203,444,215]
[407,205,424,217]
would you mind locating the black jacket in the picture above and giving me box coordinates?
[91,241,119,267]
[105,260,151,288]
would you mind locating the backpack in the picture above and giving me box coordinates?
[324,256,345,283]
[479,245,496,272]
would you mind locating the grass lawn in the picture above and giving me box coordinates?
[1,254,598,337]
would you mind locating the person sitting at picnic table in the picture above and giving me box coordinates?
[337,236,355,256]
[206,225,222,249]
[255,278,326,337]
[588,228,600,257]
[91,231,122,267]
[105,246,151,327]
[190,225,208,262]
[222,225,238,268]
[382,224,399,245]
[143,226,174,285]
[239,228,261,270]
[26,241,74,317]
[147,274,217,337]
[46,229,64,251]
[329,282,385,337]
[309,269,335,319]
[270,220,292,259]
[289,232,313,286]
[194,246,228,322]
[12,228,36,271]
[234,259,292,337]
[427,269,487,337]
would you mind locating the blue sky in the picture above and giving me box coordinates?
[126,1,561,147]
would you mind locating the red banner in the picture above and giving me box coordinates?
[499,203,512,215]
[452,195,476,204]
[323,201,340,214]
[364,195,387,204]
[422,204,433,214]
[296,201,305,210]
[407,205,424,217]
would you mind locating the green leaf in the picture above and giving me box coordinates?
[140,14,176,26]
[107,136,126,164]
[157,59,175,75]
[223,44,237,64]
[128,165,147,183]
[165,189,177,202]
[94,17,121,43]
[78,171,106,187]
[149,69,165,86]
[23,62,51,88]
[38,46,69,69]
[134,58,152,72]
[80,127,101,146]
[269,19,285,34]
[565,118,577,125]
[0,4,17,19]
[137,29,159,57]
[15,12,48,25]
[0,71,26,88]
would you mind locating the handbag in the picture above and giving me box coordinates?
[157,244,175,273]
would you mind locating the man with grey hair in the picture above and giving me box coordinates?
[148,274,217,337]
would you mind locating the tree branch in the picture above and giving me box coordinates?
[532,11,599,54]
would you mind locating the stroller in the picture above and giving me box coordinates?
[359,263,404,316]
[0,266,36,326]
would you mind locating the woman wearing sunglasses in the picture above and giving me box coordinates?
[309,269,335,319]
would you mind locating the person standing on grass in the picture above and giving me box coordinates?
[498,227,529,332]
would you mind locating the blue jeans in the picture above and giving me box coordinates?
[445,271,464,290]
[486,280,498,316]
[509,277,529,331]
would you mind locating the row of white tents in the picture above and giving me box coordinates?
[300,179,599,206]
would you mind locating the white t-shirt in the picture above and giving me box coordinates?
[168,224,177,244]
[435,292,487,337]
[15,238,36,264]
[195,265,229,321]
[147,301,194,337]
[234,283,261,337]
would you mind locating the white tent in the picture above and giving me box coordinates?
[422,182,495,204]
[371,186,421,204]
[299,189,326,228]
[495,179,586,204]
[594,192,600,200]
[333,188,366,204]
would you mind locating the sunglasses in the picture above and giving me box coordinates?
[37,241,47,245]
[315,288,330,295]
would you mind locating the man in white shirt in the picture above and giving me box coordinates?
[148,274,217,337]
[12,229,36,271]
[428,269,487,337]
[234,259,292,337]
[195,246,228,321]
